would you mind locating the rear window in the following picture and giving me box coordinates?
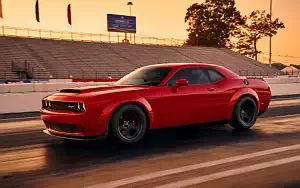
[207,69,224,83]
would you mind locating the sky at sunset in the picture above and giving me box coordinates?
[1,0,299,65]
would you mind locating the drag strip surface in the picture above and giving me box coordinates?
[0,98,300,188]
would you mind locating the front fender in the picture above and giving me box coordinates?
[227,88,260,119]
[98,96,154,133]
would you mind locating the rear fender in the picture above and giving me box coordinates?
[227,88,260,119]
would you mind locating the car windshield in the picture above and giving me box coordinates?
[116,67,172,86]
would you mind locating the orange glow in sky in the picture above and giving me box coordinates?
[1,0,299,65]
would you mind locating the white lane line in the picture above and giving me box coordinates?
[86,144,300,188]
[156,155,300,188]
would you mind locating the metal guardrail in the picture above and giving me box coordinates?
[1,69,298,80]
[0,26,186,46]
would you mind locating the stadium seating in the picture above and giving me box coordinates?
[0,36,280,79]
[0,37,51,79]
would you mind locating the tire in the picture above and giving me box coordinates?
[230,96,258,130]
[109,104,148,144]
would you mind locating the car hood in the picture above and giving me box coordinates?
[56,85,149,95]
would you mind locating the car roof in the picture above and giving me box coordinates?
[144,63,240,79]
[144,63,221,69]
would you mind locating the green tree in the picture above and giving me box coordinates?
[185,0,245,47]
[234,10,285,61]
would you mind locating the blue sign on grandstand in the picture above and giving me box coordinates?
[107,14,136,33]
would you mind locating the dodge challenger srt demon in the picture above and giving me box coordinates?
[41,63,271,144]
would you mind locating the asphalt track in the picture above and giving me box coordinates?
[0,97,299,188]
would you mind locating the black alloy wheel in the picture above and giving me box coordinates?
[230,96,258,130]
[110,104,147,144]
[118,110,142,140]
[239,100,256,124]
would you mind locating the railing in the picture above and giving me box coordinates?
[0,26,186,46]
[238,70,284,77]
[1,69,298,80]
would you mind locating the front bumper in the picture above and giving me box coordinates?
[40,108,109,137]
[43,129,106,141]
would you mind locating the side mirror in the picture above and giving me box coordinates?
[176,79,188,87]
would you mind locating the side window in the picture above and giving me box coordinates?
[207,69,224,83]
[166,68,210,86]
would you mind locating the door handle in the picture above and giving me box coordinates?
[207,88,215,92]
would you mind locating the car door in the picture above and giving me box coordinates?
[159,67,216,128]
[205,68,229,121]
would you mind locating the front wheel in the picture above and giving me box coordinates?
[230,96,258,130]
[110,104,148,144]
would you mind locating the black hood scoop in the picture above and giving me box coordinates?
[59,89,82,93]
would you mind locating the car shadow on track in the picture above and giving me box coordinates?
[41,123,269,173]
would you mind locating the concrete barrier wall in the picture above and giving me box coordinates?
[0,83,299,114]
[270,83,300,96]
[265,77,300,84]
[0,77,299,94]
[0,82,113,94]
[0,92,53,114]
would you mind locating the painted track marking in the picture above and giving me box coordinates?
[86,144,300,188]
[156,155,300,188]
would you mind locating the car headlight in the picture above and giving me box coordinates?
[77,102,86,112]
[42,100,48,108]
[72,102,86,112]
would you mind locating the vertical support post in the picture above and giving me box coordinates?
[129,3,132,43]
[1,19,4,36]
[269,0,272,68]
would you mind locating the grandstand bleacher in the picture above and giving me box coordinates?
[0,36,280,79]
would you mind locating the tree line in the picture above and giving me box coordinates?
[185,0,285,61]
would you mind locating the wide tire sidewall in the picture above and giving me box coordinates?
[110,104,147,144]
[230,96,258,130]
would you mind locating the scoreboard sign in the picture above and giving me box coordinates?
[107,14,136,33]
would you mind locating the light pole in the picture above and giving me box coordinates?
[127,2,133,16]
[269,0,273,67]
[127,2,133,43]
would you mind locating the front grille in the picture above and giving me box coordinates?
[50,122,79,133]
[42,100,85,112]
[50,101,76,111]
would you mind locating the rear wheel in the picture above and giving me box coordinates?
[110,104,147,144]
[230,96,258,130]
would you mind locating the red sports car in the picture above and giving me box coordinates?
[41,63,271,144]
